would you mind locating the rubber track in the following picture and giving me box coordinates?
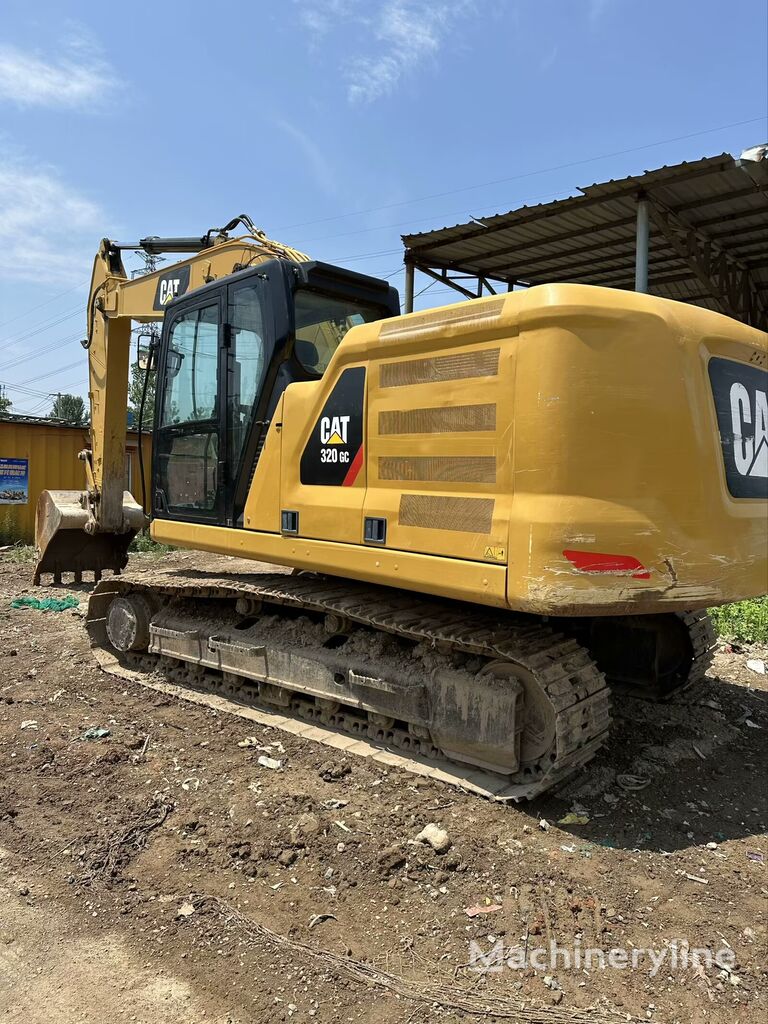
[674,609,716,695]
[87,568,612,801]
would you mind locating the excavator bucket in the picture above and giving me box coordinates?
[34,489,146,586]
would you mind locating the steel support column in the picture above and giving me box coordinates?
[404,260,415,314]
[635,196,650,293]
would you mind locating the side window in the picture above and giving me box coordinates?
[228,283,268,480]
[160,305,219,425]
[156,303,221,515]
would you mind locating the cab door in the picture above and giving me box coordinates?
[153,273,274,527]
[153,290,227,524]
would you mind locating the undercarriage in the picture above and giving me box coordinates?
[84,566,714,801]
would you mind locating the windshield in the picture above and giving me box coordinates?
[294,290,385,375]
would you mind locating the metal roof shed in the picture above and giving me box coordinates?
[401,146,768,331]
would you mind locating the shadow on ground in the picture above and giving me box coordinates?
[530,676,767,852]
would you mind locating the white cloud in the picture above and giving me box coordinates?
[0,36,114,110]
[540,44,559,71]
[296,0,361,39]
[274,119,340,197]
[0,157,103,285]
[589,0,613,22]
[296,0,476,104]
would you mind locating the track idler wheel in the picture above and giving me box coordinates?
[429,660,552,776]
[106,594,153,653]
[478,660,557,766]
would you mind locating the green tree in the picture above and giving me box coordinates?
[128,362,156,427]
[51,393,88,425]
[0,387,11,416]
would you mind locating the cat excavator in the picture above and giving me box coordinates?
[34,215,768,799]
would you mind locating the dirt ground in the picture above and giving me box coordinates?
[0,550,765,1024]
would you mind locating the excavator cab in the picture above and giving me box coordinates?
[152,260,398,529]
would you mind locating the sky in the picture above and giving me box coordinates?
[0,0,765,416]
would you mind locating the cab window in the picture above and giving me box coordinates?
[156,303,220,515]
[294,291,382,375]
[227,281,268,483]
[159,305,219,425]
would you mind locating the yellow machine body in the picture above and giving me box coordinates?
[33,225,767,797]
[151,284,767,616]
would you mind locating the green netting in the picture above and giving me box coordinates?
[11,595,79,612]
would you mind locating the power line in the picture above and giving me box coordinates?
[11,407,53,418]
[293,119,768,250]
[296,184,574,248]
[0,243,394,363]
[3,113,758,395]
[17,359,83,388]
[276,115,767,234]
[0,307,83,355]
[413,279,438,300]
[2,382,57,399]
[330,247,402,264]
[18,396,54,416]
[2,380,60,398]
[0,114,759,372]
[0,280,88,331]
[0,332,83,372]
[2,373,88,400]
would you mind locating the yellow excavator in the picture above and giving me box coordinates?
[34,215,768,799]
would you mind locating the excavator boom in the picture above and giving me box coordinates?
[34,218,311,582]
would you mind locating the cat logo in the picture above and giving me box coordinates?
[708,357,768,500]
[320,415,350,445]
[153,265,191,311]
[730,381,768,479]
[158,279,181,305]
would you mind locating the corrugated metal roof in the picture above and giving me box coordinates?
[403,151,768,327]
[0,413,143,433]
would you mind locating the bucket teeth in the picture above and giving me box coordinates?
[35,567,119,587]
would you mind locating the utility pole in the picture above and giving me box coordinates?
[131,249,164,278]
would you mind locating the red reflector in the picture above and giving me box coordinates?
[563,549,651,580]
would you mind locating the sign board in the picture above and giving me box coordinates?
[0,458,29,504]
